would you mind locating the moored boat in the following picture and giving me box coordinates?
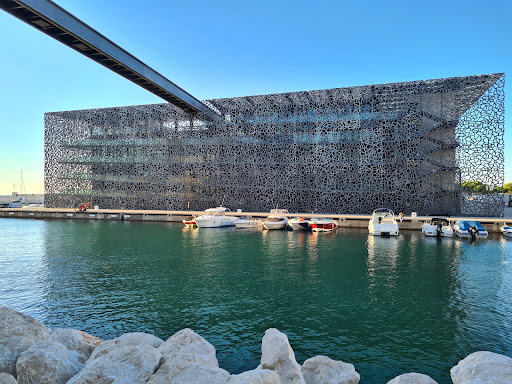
[453,220,488,239]
[182,217,197,227]
[368,208,399,236]
[287,217,310,231]
[309,218,338,232]
[262,209,289,230]
[500,225,512,238]
[234,216,263,229]
[194,207,238,228]
[422,216,453,237]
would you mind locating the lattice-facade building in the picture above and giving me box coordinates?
[44,73,505,216]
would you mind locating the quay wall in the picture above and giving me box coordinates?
[1,208,510,233]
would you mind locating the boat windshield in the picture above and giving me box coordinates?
[430,218,449,226]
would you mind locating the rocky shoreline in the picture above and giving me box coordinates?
[1,307,511,383]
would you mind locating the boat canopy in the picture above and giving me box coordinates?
[372,208,394,216]
[456,221,486,231]
[204,207,229,215]
[269,209,290,215]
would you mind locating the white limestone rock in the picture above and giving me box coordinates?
[0,308,49,343]
[148,358,230,384]
[16,341,86,384]
[157,328,219,366]
[450,351,512,384]
[302,355,360,384]
[67,344,161,384]
[50,328,102,358]
[0,373,17,384]
[88,332,163,361]
[229,368,282,384]
[0,337,34,376]
[387,373,437,384]
[260,328,305,384]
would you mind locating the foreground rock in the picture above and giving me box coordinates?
[0,308,49,343]
[16,341,86,384]
[0,373,17,384]
[302,356,359,384]
[261,328,305,384]
[450,351,512,384]
[0,337,35,377]
[50,328,103,358]
[148,329,222,384]
[157,328,218,367]
[88,332,163,361]
[387,373,437,384]
[68,344,161,384]
[229,368,282,383]
[150,358,230,384]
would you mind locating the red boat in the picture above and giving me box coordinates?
[182,217,197,227]
[309,218,338,232]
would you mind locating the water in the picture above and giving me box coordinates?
[1,218,511,383]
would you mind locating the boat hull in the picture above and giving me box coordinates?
[234,220,262,229]
[195,217,237,228]
[310,221,338,232]
[368,222,399,236]
[422,224,453,237]
[263,221,287,230]
[288,219,310,231]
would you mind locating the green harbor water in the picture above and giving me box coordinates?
[1,218,511,383]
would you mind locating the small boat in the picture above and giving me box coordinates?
[500,225,512,238]
[422,217,453,237]
[287,217,310,231]
[309,218,338,232]
[8,199,23,208]
[453,220,488,239]
[182,217,197,227]
[234,216,263,229]
[262,209,290,230]
[194,207,238,228]
[368,208,399,236]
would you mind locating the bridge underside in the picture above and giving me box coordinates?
[0,0,220,119]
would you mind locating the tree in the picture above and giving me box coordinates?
[503,182,512,194]
[462,181,487,193]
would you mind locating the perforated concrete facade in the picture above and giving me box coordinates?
[44,73,505,216]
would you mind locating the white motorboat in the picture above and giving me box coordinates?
[422,217,453,237]
[194,207,238,228]
[309,218,338,232]
[234,216,263,229]
[500,225,512,238]
[262,209,290,230]
[287,217,310,231]
[368,208,399,236]
[453,220,488,239]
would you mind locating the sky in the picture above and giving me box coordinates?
[0,0,510,194]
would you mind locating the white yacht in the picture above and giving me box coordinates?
[234,216,263,229]
[453,220,488,239]
[194,207,238,228]
[262,209,290,230]
[368,208,399,236]
[422,217,453,237]
[287,217,310,231]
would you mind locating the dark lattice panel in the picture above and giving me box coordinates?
[44,73,505,216]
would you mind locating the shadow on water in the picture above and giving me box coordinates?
[0,219,511,383]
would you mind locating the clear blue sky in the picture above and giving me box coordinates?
[0,0,510,194]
